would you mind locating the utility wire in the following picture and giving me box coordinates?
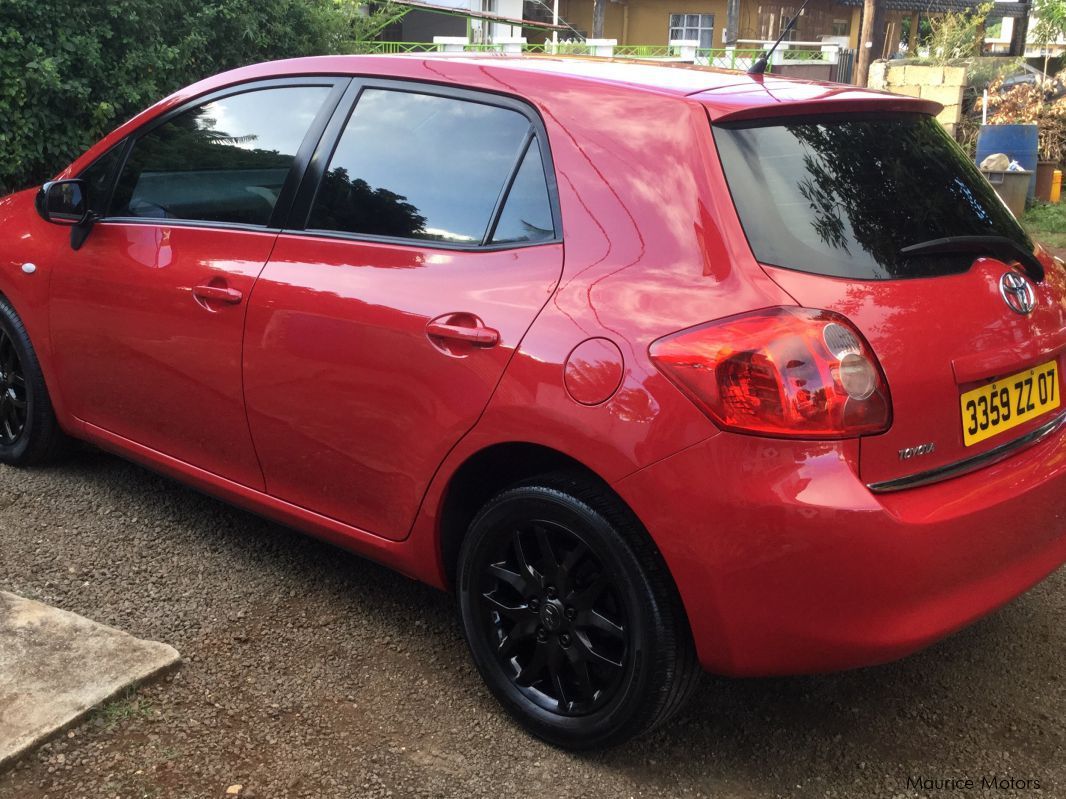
[525,0,586,40]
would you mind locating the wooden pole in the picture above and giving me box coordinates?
[593,0,605,38]
[726,0,740,43]
[854,0,878,86]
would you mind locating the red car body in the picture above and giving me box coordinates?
[3,55,1066,680]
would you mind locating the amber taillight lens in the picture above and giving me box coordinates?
[649,307,891,438]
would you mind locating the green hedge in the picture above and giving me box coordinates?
[0,0,353,195]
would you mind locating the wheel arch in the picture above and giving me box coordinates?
[435,440,693,641]
[0,279,75,437]
[438,442,602,586]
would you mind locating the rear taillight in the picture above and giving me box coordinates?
[649,307,891,438]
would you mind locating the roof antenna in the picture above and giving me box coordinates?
[748,0,813,75]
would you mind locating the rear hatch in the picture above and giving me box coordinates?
[712,111,1066,488]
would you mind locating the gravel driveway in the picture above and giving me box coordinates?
[0,447,1063,798]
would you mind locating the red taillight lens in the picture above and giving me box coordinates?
[649,307,891,438]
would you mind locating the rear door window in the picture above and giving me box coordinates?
[307,88,535,245]
[110,85,332,226]
[713,113,1033,279]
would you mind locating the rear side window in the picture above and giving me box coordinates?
[490,141,554,244]
[110,85,332,226]
[308,89,536,244]
[714,113,1032,279]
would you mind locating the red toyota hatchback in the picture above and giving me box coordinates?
[3,55,1066,749]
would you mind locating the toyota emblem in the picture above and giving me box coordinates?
[1000,271,1036,315]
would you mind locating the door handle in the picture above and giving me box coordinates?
[426,320,499,347]
[193,284,243,305]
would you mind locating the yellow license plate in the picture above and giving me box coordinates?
[961,360,1060,447]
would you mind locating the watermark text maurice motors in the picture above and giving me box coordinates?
[906,775,1043,792]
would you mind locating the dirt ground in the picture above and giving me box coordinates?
[0,447,1063,799]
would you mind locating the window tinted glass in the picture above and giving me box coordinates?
[79,143,126,215]
[110,86,331,225]
[309,89,531,244]
[714,114,1032,279]
[491,142,554,244]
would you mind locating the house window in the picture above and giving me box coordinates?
[669,14,714,49]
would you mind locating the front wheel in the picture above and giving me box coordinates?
[457,473,699,749]
[0,298,65,465]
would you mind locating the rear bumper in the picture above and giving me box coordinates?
[613,427,1066,676]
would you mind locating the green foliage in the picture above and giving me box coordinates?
[1032,0,1066,52]
[927,2,996,64]
[339,2,413,45]
[1024,201,1066,250]
[0,0,404,195]
[93,689,155,730]
[966,56,1026,94]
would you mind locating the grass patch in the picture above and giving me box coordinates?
[94,689,154,730]
[1024,203,1066,251]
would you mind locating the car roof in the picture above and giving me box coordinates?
[66,53,942,178]
[167,54,942,121]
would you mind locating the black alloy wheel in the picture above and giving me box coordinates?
[0,326,28,446]
[0,297,65,465]
[479,518,629,717]
[457,473,700,749]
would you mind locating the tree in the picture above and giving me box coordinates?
[1031,0,1066,86]
[0,0,406,194]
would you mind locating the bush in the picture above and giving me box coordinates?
[926,2,996,64]
[0,0,393,195]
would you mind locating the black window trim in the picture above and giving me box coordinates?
[484,129,536,245]
[83,76,352,233]
[75,139,132,218]
[287,77,563,253]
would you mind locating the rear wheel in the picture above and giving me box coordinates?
[0,298,65,465]
[457,473,699,749]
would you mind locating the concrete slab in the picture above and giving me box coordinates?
[0,591,180,769]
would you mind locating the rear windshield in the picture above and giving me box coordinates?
[713,113,1033,280]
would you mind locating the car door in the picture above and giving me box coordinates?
[243,81,564,539]
[49,79,346,488]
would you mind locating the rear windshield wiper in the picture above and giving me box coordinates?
[900,236,1044,281]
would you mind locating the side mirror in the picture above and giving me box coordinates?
[35,179,90,226]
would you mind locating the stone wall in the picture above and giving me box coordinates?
[867,62,967,134]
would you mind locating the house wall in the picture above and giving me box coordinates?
[559,0,729,46]
[558,0,857,47]
[491,0,527,39]
[629,0,730,47]
[774,62,834,79]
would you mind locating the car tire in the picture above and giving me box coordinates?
[0,297,65,465]
[457,471,699,749]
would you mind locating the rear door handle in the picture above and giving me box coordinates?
[193,284,243,305]
[426,320,499,347]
